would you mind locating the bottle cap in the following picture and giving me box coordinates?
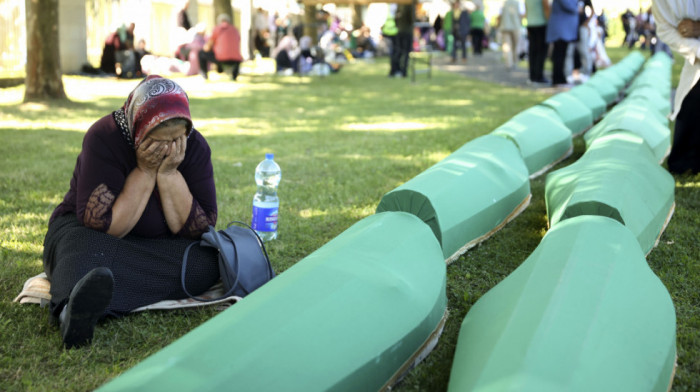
[265,153,274,160]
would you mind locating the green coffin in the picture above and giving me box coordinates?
[610,98,669,127]
[644,52,674,70]
[607,62,638,84]
[376,135,531,262]
[567,85,606,121]
[99,212,448,392]
[538,92,594,136]
[629,55,672,101]
[545,131,675,254]
[594,68,626,91]
[584,73,620,105]
[618,50,646,71]
[491,106,573,178]
[623,86,672,119]
[629,73,672,101]
[583,105,671,163]
[448,215,677,392]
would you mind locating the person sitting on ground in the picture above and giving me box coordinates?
[254,28,272,58]
[297,36,316,74]
[43,75,220,348]
[198,14,243,80]
[134,39,150,77]
[100,23,136,77]
[174,22,207,76]
[116,23,137,77]
[272,34,301,73]
[351,25,376,59]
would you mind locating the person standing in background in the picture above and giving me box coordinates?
[382,7,399,76]
[525,0,550,84]
[453,2,471,63]
[652,1,700,174]
[574,0,595,82]
[598,8,608,42]
[443,3,455,59]
[470,3,486,55]
[433,13,444,50]
[393,4,414,78]
[546,0,579,86]
[177,0,191,31]
[499,0,524,69]
[621,9,633,46]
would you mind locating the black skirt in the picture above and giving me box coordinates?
[668,80,700,174]
[43,214,220,318]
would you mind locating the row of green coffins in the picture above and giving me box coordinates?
[100,52,674,391]
[449,132,677,391]
[449,52,676,391]
[377,52,671,263]
[584,53,674,163]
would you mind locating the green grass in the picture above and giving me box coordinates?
[1,58,698,391]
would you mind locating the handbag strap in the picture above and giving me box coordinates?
[181,221,273,302]
[221,221,274,295]
[181,226,241,302]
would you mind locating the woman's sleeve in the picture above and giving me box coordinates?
[177,130,218,239]
[75,125,129,232]
[652,1,700,64]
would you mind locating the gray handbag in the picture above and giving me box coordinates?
[181,221,275,301]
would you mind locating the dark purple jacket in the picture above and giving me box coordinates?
[50,113,217,239]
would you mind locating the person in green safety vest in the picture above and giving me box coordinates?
[382,6,399,76]
[444,3,455,59]
[393,4,414,77]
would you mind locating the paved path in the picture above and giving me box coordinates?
[430,49,561,94]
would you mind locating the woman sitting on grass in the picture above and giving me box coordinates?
[43,75,219,349]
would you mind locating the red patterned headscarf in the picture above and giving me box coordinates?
[123,75,192,148]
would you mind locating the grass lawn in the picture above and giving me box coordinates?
[0,56,698,391]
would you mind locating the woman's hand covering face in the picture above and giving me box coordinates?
[136,138,169,177]
[159,134,188,175]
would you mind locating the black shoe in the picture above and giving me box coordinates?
[60,267,114,349]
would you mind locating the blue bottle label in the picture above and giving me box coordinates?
[252,205,278,232]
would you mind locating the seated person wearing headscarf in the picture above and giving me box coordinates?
[272,34,301,73]
[44,75,219,348]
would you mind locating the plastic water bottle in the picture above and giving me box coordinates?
[252,153,281,241]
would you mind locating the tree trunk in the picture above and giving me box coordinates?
[24,0,66,102]
[303,5,317,40]
[213,0,233,27]
[352,4,363,30]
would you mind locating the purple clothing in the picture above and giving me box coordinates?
[546,0,580,43]
[50,112,217,239]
